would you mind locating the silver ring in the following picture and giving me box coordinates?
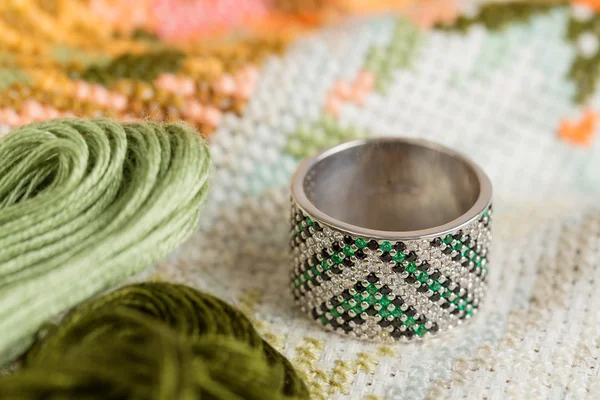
[289,138,493,341]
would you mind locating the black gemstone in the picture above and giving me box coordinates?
[332,242,341,252]
[441,301,450,309]
[393,242,406,252]
[343,258,353,267]
[430,293,441,302]
[381,253,392,262]
[406,251,418,262]
[342,313,353,322]
[341,290,352,300]
[429,323,439,333]
[392,297,404,307]
[392,264,404,273]
[417,284,428,293]
[462,260,470,268]
[355,249,366,259]
[320,303,329,312]
[391,329,403,339]
[321,249,329,259]
[311,309,320,319]
[418,261,429,271]
[304,260,311,269]
[311,255,319,265]
[451,308,460,315]
[417,316,426,324]
[321,273,331,281]
[366,273,378,283]
[341,322,352,332]
[314,223,322,231]
[367,240,379,250]
[405,276,416,284]
[463,235,471,245]
[404,329,415,338]
[378,318,391,328]
[331,297,341,306]
[344,235,353,245]
[405,306,416,317]
[330,319,341,328]
[452,254,462,262]
[380,286,392,295]
[442,246,453,255]
[353,317,365,325]
[453,286,461,294]
[354,282,366,292]
[441,279,450,287]
[431,237,442,247]
[392,318,403,328]
[331,266,343,275]
[366,307,378,316]
[431,271,441,280]
[453,230,463,240]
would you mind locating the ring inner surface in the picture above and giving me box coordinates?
[303,141,480,232]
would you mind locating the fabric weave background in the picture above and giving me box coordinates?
[3,1,600,399]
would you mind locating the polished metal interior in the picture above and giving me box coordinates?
[295,139,488,234]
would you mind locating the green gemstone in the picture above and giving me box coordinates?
[417,271,429,283]
[458,304,465,311]
[332,253,344,264]
[466,308,473,316]
[343,246,355,257]
[304,271,311,279]
[353,293,363,303]
[393,252,406,263]
[306,217,315,227]
[321,260,331,270]
[443,234,454,244]
[378,308,391,318]
[351,305,364,315]
[415,324,427,337]
[483,211,489,218]
[380,241,393,253]
[441,290,449,298]
[366,295,378,306]
[453,242,463,251]
[341,301,351,310]
[366,284,378,295]
[379,296,391,307]
[404,316,415,327]
[330,307,341,318]
[320,314,329,325]
[355,238,368,249]
[391,307,403,318]
[429,280,441,292]
[311,266,320,276]
[406,262,418,274]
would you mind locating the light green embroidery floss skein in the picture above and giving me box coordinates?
[0,118,210,364]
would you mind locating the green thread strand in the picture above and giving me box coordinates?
[0,282,309,400]
[0,118,211,364]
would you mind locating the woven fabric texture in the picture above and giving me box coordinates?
[3,1,600,399]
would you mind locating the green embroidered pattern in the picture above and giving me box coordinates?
[436,3,563,33]
[285,116,369,159]
[364,18,423,93]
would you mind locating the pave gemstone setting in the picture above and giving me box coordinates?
[290,202,493,342]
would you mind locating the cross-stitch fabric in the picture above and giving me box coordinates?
[2,1,600,399]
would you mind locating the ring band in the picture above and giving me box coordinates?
[289,138,493,341]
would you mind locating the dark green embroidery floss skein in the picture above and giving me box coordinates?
[0,282,309,400]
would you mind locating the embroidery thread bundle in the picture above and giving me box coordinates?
[0,282,309,400]
[0,119,210,364]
